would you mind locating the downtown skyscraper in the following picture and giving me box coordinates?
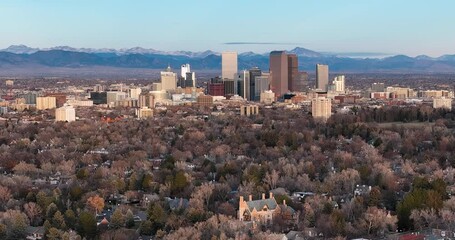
[316,64,329,91]
[221,52,238,80]
[269,51,300,97]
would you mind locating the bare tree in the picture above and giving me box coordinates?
[23,202,42,226]
[264,169,280,190]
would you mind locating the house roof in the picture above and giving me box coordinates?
[168,197,189,210]
[26,226,45,235]
[246,198,277,212]
[279,204,296,215]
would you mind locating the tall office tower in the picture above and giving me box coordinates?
[248,67,262,101]
[36,96,57,110]
[316,64,329,91]
[269,51,289,97]
[55,105,76,122]
[129,87,142,99]
[255,73,271,100]
[181,64,191,80]
[292,71,309,92]
[185,72,196,87]
[223,79,237,97]
[160,66,177,92]
[311,97,332,121]
[332,75,345,92]
[371,83,385,92]
[222,52,238,80]
[236,70,250,100]
[287,54,298,92]
[139,93,155,108]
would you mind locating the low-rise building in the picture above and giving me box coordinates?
[240,105,259,116]
[433,97,452,110]
[260,90,275,104]
[197,95,213,107]
[136,107,154,119]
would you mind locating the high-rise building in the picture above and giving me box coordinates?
[248,67,262,101]
[222,52,238,80]
[292,72,308,92]
[55,105,76,122]
[45,94,67,107]
[255,73,271,100]
[311,97,332,121]
[208,77,225,96]
[236,71,250,100]
[287,54,298,92]
[181,64,191,80]
[152,83,162,91]
[139,93,155,108]
[36,96,57,110]
[185,72,196,88]
[223,79,237,97]
[269,51,289,97]
[332,75,345,92]
[316,64,329,91]
[129,87,142,99]
[161,66,177,91]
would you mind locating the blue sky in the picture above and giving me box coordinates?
[0,0,454,57]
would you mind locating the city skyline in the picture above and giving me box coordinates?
[1,0,454,57]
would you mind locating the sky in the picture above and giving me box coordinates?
[0,0,454,57]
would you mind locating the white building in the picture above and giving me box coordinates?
[129,87,142,99]
[55,105,76,122]
[260,90,275,104]
[181,64,191,80]
[222,52,238,80]
[311,97,332,121]
[433,97,452,110]
[332,75,345,92]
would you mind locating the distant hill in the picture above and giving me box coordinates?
[1,45,455,73]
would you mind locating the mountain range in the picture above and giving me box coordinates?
[1,45,455,73]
